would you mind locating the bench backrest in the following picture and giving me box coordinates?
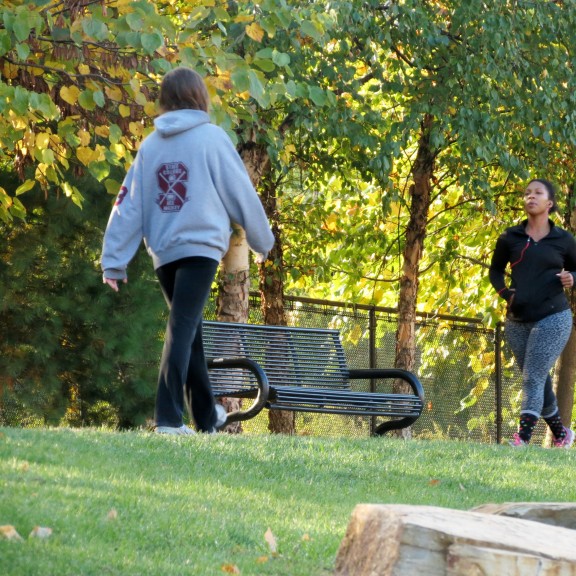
[203,321,350,390]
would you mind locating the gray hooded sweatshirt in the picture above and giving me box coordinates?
[101,109,274,280]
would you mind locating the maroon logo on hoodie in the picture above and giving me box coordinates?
[115,185,128,206]
[156,162,189,212]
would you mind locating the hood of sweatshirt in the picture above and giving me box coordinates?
[154,109,211,138]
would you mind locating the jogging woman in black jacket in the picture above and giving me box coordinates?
[489,178,576,448]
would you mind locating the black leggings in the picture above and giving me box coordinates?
[155,256,219,431]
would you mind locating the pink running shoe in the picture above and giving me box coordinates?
[509,432,528,447]
[553,427,575,449]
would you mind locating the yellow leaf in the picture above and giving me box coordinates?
[76,146,97,166]
[245,22,265,42]
[78,64,90,75]
[129,122,144,137]
[60,85,80,106]
[78,130,91,147]
[264,528,277,554]
[105,85,124,102]
[95,125,110,138]
[235,14,254,23]
[119,104,131,118]
[256,556,269,564]
[3,61,19,79]
[323,213,338,232]
[349,324,362,345]
[0,525,23,541]
[36,133,50,150]
[221,564,240,574]
[144,101,157,116]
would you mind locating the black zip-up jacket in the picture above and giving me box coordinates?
[489,220,576,322]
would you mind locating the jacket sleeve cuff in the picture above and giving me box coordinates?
[102,269,127,281]
[497,287,513,301]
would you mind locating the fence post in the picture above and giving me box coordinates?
[369,306,377,435]
[495,321,503,444]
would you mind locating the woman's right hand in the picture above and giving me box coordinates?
[103,277,127,292]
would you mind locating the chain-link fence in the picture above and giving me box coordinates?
[1,291,548,443]
[204,293,537,444]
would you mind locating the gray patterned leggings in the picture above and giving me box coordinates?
[505,309,573,418]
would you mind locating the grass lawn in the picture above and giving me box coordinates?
[1,427,576,575]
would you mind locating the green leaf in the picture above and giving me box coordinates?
[93,90,105,107]
[248,69,268,106]
[82,18,108,41]
[272,50,290,67]
[141,32,163,55]
[9,196,26,220]
[15,42,30,61]
[88,161,110,181]
[300,20,322,42]
[126,12,144,31]
[41,148,55,164]
[0,30,11,57]
[108,124,123,145]
[308,86,326,106]
[13,13,31,42]
[253,57,275,72]
[231,67,250,93]
[78,90,96,111]
[104,178,122,195]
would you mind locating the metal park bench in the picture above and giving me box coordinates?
[203,320,424,435]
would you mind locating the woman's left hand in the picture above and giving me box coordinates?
[556,269,574,288]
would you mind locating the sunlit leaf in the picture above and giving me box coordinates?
[15,180,35,196]
[246,22,265,42]
[60,85,80,106]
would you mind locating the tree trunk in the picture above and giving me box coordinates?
[555,182,576,431]
[215,141,294,433]
[394,114,435,439]
[216,225,250,433]
[259,178,294,434]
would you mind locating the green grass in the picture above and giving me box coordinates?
[1,428,576,576]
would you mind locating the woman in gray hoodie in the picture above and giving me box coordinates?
[101,67,274,435]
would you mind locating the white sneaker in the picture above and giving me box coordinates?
[214,404,227,429]
[155,424,196,436]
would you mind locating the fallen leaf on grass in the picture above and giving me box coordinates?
[221,564,240,574]
[302,533,311,541]
[0,525,24,541]
[256,556,269,564]
[264,528,277,555]
[29,526,52,539]
[107,508,118,520]
[429,478,441,486]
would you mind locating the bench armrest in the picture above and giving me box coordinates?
[347,368,424,401]
[347,368,425,435]
[207,357,270,424]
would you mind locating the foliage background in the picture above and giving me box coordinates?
[2,0,576,430]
